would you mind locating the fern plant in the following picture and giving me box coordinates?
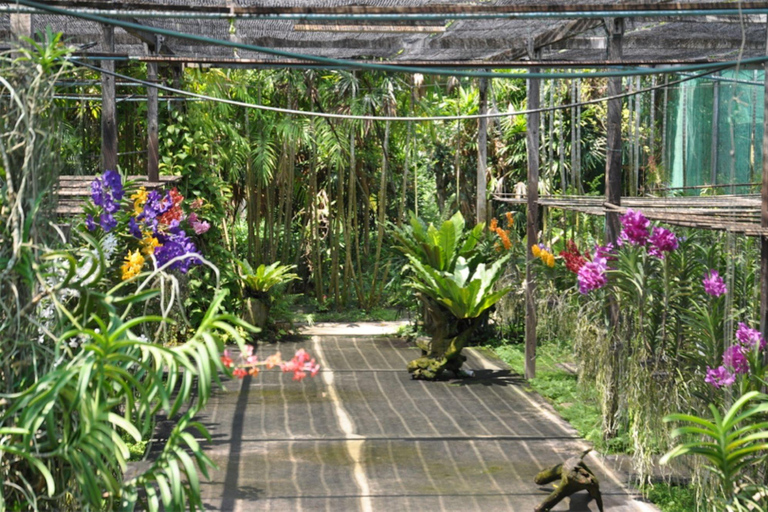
[393,212,512,379]
[661,391,768,511]
[237,260,298,330]
[238,260,299,295]
[406,255,511,321]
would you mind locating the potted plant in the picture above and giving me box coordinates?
[237,260,299,330]
[393,212,512,380]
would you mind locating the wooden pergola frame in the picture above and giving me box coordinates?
[6,1,768,379]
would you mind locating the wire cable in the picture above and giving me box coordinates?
[14,0,766,81]
[69,57,723,122]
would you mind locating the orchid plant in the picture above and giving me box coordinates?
[222,346,320,381]
[83,170,211,281]
[533,209,759,461]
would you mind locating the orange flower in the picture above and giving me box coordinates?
[498,230,512,250]
[490,218,498,231]
[505,211,514,226]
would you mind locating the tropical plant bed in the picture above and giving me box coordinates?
[488,340,695,510]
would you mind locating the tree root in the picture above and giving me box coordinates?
[534,450,603,512]
[407,353,467,380]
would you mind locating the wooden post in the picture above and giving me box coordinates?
[604,17,624,438]
[649,75,655,184]
[9,12,32,46]
[101,24,118,172]
[525,70,541,380]
[752,70,759,183]
[662,76,669,174]
[634,76,641,194]
[477,75,489,226]
[604,18,624,244]
[571,80,578,192]
[576,78,583,194]
[146,40,159,182]
[760,25,768,340]
[711,76,720,185]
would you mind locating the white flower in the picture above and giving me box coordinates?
[39,302,54,319]
[101,233,118,260]
[68,339,79,349]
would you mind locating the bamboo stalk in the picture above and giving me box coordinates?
[368,119,390,309]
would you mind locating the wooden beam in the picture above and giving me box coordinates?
[101,23,118,171]
[477,75,488,226]
[33,1,768,15]
[489,18,602,61]
[604,18,624,244]
[293,23,446,33]
[525,68,541,380]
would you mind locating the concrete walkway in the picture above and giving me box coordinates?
[195,326,656,511]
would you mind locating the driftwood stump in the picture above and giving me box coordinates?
[534,450,603,512]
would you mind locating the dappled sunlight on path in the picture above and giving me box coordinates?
[194,324,657,511]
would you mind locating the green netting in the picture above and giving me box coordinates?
[665,69,764,194]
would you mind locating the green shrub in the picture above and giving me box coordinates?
[238,260,299,295]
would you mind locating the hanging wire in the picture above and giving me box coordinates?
[69,57,726,122]
[13,0,768,81]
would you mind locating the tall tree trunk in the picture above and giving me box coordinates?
[282,110,296,263]
[275,142,287,263]
[368,120,390,309]
[342,122,353,306]
[399,89,415,226]
[477,76,488,225]
[332,125,344,307]
[266,173,274,261]
[255,171,263,265]
[310,130,322,302]
[345,123,363,305]
[454,118,462,214]
[362,172,371,256]
[245,109,257,262]
[352,158,365,305]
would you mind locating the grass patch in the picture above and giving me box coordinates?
[641,482,696,512]
[488,341,630,453]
